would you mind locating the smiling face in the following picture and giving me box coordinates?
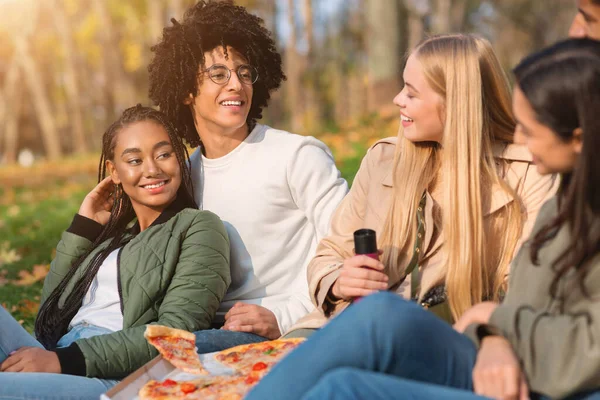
[107,120,181,219]
[185,46,254,141]
[512,86,581,175]
[569,0,600,39]
[393,54,445,143]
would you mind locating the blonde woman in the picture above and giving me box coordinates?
[286,34,557,337]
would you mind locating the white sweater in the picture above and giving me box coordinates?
[190,124,348,333]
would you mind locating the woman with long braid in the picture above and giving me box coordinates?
[0,105,231,400]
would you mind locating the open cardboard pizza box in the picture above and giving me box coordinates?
[101,352,234,400]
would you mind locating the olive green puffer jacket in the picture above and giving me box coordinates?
[41,198,230,379]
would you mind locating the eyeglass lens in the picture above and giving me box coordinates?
[207,65,257,85]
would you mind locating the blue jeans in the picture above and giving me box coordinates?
[0,305,118,400]
[246,292,600,400]
[193,328,267,354]
[247,292,478,400]
[302,369,600,400]
[304,369,489,400]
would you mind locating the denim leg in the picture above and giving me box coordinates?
[246,292,478,400]
[56,324,114,348]
[193,329,267,354]
[302,368,491,400]
[0,372,117,400]
[0,305,43,363]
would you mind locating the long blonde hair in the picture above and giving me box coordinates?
[379,34,523,320]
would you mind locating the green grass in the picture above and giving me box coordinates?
[0,184,89,332]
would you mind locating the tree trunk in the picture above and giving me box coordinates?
[13,34,62,160]
[365,0,404,112]
[93,0,136,120]
[285,0,303,132]
[450,0,469,32]
[3,86,22,165]
[0,59,21,164]
[148,0,164,44]
[48,0,88,154]
[168,0,185,20]
[258,0,281,125]
[301,0,319,132]
[432,0,451,34]
[403,0,429,50]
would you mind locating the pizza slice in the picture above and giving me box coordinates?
[144,325,208,375]
[215,338,305,374]
[139,376,247,400]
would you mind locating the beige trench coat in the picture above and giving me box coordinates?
[286,137,558,334]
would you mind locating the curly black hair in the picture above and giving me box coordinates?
[148,0,286,148]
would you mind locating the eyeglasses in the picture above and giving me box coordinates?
[201,64,258,85]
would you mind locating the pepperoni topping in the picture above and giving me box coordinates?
[245,375,259,385]
[162,379,177,387]
[180,383,197,394]
[252,362,268,371]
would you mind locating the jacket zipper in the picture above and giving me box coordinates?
[117,247,124,315]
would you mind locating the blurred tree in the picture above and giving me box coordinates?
[0,0,582,163]
[404,0,429,50]
[148,0,166,45]
[0,60,21,164]
[14,26,62,160]
[285,0,303,132]
[365,0,405,111]
[48,0,88,154]
[92,0,136,124]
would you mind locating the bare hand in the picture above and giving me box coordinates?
[0,347,61,373]
[223,303,281,339]
[78,177,115,225]
[331,255,388,301]
[473,336,529,400]
[453,302,499,333]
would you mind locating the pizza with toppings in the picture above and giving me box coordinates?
[139,331,304,399]
[144,325,208,375]
[138,376,247,400]
[214,338,305,377]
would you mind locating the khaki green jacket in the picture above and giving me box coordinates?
[466,197,600,399]
[42,197,230,379]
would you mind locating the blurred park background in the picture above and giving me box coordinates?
[0,0,576,330]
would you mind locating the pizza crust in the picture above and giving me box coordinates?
[216,338,304,359]
[218,338,305,356]
[144,325,197,342]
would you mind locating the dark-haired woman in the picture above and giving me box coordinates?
[0,105,230,399]
[247,38,600,400]
[148,0,347,349]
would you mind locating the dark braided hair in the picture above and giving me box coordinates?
[35,105,196,348]
[513,39,600,299]
[148,0,285,148]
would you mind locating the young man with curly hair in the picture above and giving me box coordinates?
[148,0,347,352]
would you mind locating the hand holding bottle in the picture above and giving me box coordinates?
[330,229,389,301]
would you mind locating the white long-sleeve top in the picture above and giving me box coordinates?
[190,124,348,334]
[70,248,123,332]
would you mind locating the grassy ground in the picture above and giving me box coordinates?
[0,114,398,332]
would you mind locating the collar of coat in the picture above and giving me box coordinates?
[129,190,196,235]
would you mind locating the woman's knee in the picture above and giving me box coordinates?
[351,292,427,333]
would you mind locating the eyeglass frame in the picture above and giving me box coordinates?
[200,63,259,85]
